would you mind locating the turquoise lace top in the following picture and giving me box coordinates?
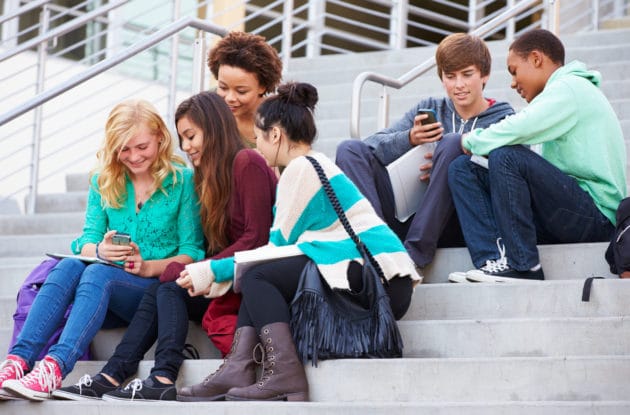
[71,166,205,262]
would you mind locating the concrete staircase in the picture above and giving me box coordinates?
[2,29,630,413]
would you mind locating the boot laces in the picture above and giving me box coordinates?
[479,238,510,273]
[205,330,243,384]
[257,340,276,386]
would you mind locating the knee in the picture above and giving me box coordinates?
[448,154,471,178]
[434,133,463,160]
[335,139,369,165]
[156,281,185,298]
[487,145,527,171]
[78,264,111,288]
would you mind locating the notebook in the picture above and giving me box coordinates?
[45,253,124,268]
[386,143,436,222]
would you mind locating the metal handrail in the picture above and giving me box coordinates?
[0,17,228,127]
[350,0,547,138]
[0,0,51,25]
[0,0,128,62]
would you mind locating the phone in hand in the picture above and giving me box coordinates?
[417,108,438,125]
[112,232,131,246]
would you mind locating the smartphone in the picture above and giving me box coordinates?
[112,232,131,246]
[417,109,438,125]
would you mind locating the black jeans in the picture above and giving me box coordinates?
[101,281,210,383]
[237,256,413,331]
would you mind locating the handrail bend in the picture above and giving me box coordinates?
[0,17,228,126]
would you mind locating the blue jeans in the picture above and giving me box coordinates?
[336,134,465,267]
[101,281,209,383]
[448,145,614,270]
[11,258,156,377]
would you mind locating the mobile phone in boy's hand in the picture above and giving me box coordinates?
[417,109,438,125]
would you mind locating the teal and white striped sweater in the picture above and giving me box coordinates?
[187,151,421,295]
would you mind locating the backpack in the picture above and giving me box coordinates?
[9,258,91,360]
[605,197,630,276]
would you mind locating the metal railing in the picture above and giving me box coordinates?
[0,0,627,214]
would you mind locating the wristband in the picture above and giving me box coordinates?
[95,242,102,259]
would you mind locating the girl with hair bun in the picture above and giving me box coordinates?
[177,82,421,402]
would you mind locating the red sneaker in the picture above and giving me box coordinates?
[2,356,62,401]
[0,355,29,401]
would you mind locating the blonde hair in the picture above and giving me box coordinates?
[93,99,185,208]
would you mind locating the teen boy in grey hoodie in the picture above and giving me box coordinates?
[336,33,514,274]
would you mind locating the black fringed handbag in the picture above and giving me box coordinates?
[289,156,404,366]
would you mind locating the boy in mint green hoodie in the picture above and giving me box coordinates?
[447,29,626,283]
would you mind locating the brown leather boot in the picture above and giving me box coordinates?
[176,326,259,401]
[225,322,309,401]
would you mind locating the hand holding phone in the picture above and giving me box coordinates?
[417,109,438,125]
[112,232,131,246]
[410,108,442,146]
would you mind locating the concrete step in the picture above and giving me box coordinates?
[23,356,630,402]
[400,316,630,358]
[1,277,625,332]
[0,234,75,257]
[0,212,84,235]
[34,192,87,214]
[423,242,613,283]
[406,279,630,320]
[289,43,630,86]
[4,399,630,415]
[286,29,630,73]
[3,316,629,360]
[0,243,615,302]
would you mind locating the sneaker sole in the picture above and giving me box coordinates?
[1,380,50,401]
[101,394,174,402]
[466,271,541,283]
[0,388,24,401]
[447,272,472,283]
[52,389,102,401]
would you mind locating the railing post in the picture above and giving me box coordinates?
[390,0,408,49]
[306,0,324,58]
[281,0,294,74]
[546,0,560,34]
[377,85,389,131]
[1,0,20,48]
[167,0,181,126]
[27,5,51,215]
[506,0,515,41]
[191,32,205,94]
[591,0,599,31]
[468,0,478,31]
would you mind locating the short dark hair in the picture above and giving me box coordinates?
[436,33,491,80]
[509,29,565,65]
[208,31,283,94]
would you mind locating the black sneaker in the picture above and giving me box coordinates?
[102,376,176,402]
[52,374,118,401]
[465,261,545,282]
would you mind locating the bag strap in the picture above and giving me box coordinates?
[305,155,387,282]
[581,276,604,302]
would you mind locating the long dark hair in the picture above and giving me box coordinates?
[175,92,245,253]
